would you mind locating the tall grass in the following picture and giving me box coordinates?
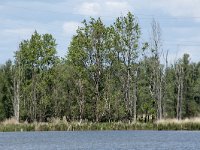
[156,118,200,130]
[2,117,19,125]
[1,117,200,132]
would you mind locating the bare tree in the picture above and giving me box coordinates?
[149,19,165,120]
[175,62,184,120]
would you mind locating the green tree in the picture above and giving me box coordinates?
[0,60,14,120]
[68,18,108,122]
[14,31,57,122]
[112,12,141,121]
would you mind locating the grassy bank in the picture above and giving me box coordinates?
[156,118,200,130]
[1,118,200,132]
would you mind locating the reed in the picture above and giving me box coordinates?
[2,117,19,125]
[156,118,200,130]
[1,118,200,132]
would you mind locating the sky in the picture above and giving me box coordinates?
[1,0,200,64]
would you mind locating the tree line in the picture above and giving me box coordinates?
[0,12,200,123]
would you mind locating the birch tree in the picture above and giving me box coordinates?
[113,12,141,121]
[14,31,57,122]
[149,20,165,120]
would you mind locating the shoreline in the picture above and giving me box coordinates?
[1,120,200,132]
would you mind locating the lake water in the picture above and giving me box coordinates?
[0,131,200,149]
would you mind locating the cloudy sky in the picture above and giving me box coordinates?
[1,0,200,64]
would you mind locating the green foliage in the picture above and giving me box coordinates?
[0,60,14,120]
[14,31,57,122]
[0,12,200,124]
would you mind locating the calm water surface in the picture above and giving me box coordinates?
[0,131,200,150]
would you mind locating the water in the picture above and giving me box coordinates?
[0,131,200,150]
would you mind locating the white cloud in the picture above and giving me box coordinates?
[62,21,81,36]
[75,1,131,17]
[138,0,200,18]
[76,2,101,16]
[163,0,200,18]
[1,0,200,64]
[105,1,130,15]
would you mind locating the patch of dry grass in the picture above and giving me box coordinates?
[156,117,200,124]
[1,117,200,132]
[1,117,19,125]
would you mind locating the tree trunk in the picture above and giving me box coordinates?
[176,65,183,120]
[158,75,162,120]
[176,83,180,120]
[95,81,100,122]
[13,76,20,122]
[32,71,37,121]
[127,67,132,118]
[133,69,138,122]
[95,45,101,122]
[78,79,85,121]
[180,73,183,120]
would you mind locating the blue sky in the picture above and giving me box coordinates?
[1,0,200,64]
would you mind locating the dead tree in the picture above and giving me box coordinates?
[149,19,165,120]
[175,63,184,120]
